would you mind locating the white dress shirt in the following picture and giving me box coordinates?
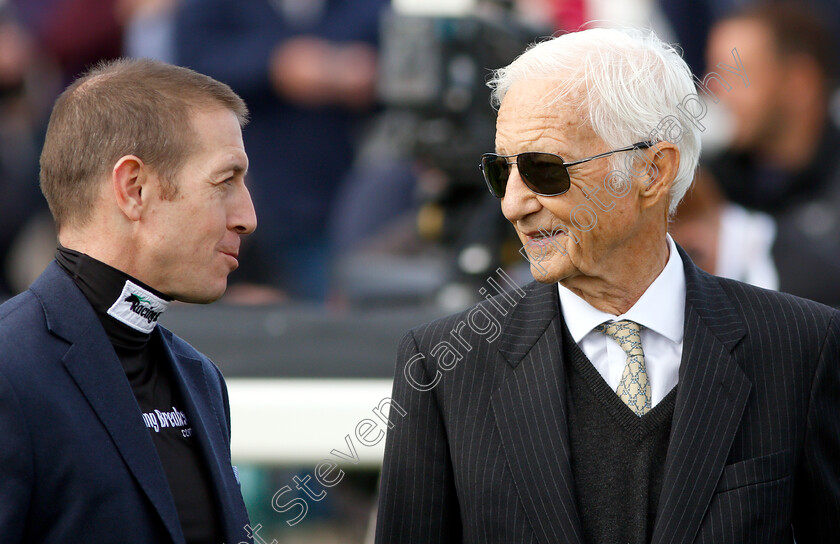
[557,234,685,406]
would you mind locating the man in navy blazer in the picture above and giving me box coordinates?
[376,28,840,543]
[0,59,257,543]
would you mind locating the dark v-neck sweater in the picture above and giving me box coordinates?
[562,318,677,544]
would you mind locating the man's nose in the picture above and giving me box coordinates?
[500,165,541,223]
[231,184,257,235]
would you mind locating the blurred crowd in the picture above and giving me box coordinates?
[1,0,840,309]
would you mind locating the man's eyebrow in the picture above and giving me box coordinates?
[214,164,247,177]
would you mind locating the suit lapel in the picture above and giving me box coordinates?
[161,333,249,542]
[491,281,585,544]
[651,248,751,544]
[33,264,185,544]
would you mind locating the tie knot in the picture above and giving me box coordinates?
[595,320,644,356]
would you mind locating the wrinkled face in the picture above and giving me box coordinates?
[706,18,785,151]
[496,80,650,284]
[141,107,256,303]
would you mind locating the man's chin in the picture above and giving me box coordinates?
[528,259,571,284]
[172,283,227,304]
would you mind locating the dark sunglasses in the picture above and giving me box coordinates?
[479,141,655,198]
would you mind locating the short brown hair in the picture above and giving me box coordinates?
[40,58,249,229]
[730,2,837,84]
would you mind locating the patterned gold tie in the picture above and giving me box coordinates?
[595,320,652,416]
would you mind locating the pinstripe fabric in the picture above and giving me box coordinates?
[376,246,840,543]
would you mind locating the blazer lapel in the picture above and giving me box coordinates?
[651,248,751,544]
[33,264,184,544]
[491,281,585,544]
[162,334,249,542]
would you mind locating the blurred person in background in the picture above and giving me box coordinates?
[704,3,840,221]
[1,0,157,297]
[0,9,60,296]
[660,0,840,79]
[9,0,123,81]
[176,0,387,302]
[670,169,840,306]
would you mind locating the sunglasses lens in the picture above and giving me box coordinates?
[518,152,571,195]
[481,155,509,197]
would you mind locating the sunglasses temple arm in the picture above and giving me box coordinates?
[563,141,655,167]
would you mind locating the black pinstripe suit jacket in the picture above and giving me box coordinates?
[376,247,840,543]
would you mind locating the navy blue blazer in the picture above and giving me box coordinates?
[0,262,252,543]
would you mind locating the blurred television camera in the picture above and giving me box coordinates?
[376,0,548,285]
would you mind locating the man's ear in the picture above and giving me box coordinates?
[640,143,679,208]
[112,155,148,222]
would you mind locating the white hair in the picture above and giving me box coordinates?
[488,27,701,215]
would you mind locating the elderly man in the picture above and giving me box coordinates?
[375,28,840,543]
[0,59,257,543]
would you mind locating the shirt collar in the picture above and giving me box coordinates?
[558,234,686,343]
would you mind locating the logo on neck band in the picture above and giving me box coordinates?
[107,280,170,333]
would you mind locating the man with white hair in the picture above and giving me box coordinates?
[375,28,840,543]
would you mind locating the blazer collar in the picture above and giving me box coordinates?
[492,279,586,544]
[32,262,186,544]
[32,262,249,544]
[679,244,747,351]
[651,246,751,544]
[492,246,751,544]
[496,280,560,368]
